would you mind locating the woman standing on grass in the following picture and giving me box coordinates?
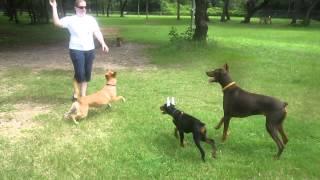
[49,0,109,100]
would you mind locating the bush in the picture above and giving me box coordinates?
[168,26,194,43]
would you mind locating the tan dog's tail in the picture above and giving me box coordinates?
[73,79,80,99]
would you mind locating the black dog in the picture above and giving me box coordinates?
[206,64,288,159]
[160,98,216,162]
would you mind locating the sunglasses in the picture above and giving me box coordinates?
[76,6,86,9]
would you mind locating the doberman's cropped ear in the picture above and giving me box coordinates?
[166,97,171,107]
[223,63,229,72]
[171,97,175,105]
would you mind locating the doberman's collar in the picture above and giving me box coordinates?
[172,109,184,120]
[222,82,236,91]
[106,83,116,86]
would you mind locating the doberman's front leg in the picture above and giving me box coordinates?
[215,117,224,129]
[179,131,185,147]
[174,127,178,139]
[193,133,206,162]
[222,116,231,142]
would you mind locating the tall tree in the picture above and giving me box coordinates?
[146,0,149,20]
[191,0,195,28]
[137,0,140,15]
[107,0,112,17]
[289,0,301,24]
[303,0,320,25]
[193,0,209,41]
[177,0,181,20]
[4,0,20,23]
[120,0,128,17]
[220,0,230,22]
[290,0,320,25]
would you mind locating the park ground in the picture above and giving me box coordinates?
[0,15,320,179]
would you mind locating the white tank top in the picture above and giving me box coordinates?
[60,15,99,51]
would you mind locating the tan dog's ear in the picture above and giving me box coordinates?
[112,71,117,77]
[223,63,229,72]
[105,71,110,79]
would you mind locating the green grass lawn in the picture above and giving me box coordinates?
[0,15,320,179]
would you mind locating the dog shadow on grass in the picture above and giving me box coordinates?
[153,132,217,162]
[63,105,113,125]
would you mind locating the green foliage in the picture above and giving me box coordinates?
[160,1,193,15]
[168,26,194,43]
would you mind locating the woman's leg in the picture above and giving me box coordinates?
[70,49,86,98]
[81,50,95,96]
[80,82,87,97]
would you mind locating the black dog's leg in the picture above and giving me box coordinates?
[205,138,217,158]
[277,110,289,145]
[193,133,206,162]
[266,122,284,159]
[278,124,288,145]
[179,131,185,147]
[215,117,224,129]
[174,127,179,139]
[200,127,217,158]
[222,116,231,141]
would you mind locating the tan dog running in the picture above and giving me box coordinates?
[64,70,125,124]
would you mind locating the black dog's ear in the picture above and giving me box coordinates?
[223,63,229,72]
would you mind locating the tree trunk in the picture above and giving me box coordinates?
[191,0,195,28]
[43,0,49,23]
[27,0,36,24]
[96,0,98,16]
[220,0,230,22]
[242,0,270,23]
[290,0,301,24]
[302,0,320,26]
[120,0,127,17]
[177,0,180,20]
[146,0,149,20]
[107,0,111,17]
[137,0,140,16]
[7,0,19,23]
[59,0,67,17]
[193,0,209,42]
[102,0,105,15]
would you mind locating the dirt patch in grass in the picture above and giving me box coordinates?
[0,103,50,140]
[0,30,156,71]
[0,28,157,139]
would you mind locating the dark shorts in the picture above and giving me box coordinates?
[69,49,95,82]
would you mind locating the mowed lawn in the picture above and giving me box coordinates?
[0,16,320,179]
